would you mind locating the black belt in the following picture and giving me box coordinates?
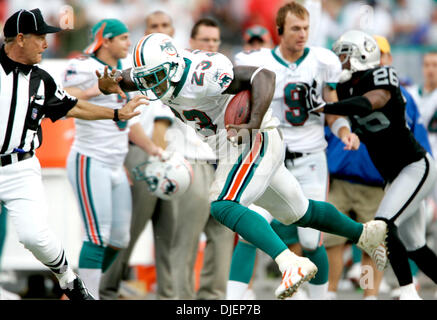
[285,150,310,161]
[0,151,34,167]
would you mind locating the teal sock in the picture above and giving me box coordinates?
[408,258,419,277]
[0,205,7,271]
[303,246,329,285]
[229,241,257,283]
[102,246,120,272]
[352,244,362,264]
[78,241,105,269]
[270,219,299,245]
[295,199,363,243]
[211,200,287,259]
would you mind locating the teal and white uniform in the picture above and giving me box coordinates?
[62,54,137,299]
[156,49,310,220]
[234,46,341,245]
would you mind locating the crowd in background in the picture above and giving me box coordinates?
[0,0,437,83]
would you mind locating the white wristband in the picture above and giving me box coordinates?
[331,117,351,138]
[250,67,264,84]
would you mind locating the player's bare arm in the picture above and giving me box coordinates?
[224,66,276,131]
[363,89,391,110]
[324,86,360,150]
[66,94,145,120]
[152,119,172,149]
[128,122,163,157]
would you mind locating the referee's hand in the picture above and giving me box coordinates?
[118,95,149,120]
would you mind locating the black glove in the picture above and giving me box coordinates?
[295,82,326,112]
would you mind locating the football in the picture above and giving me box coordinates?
[224,90,251,126]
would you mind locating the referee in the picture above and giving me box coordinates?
[0,8,146,300]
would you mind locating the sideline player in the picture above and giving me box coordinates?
[97,32,388,299]
[62,19,162,299]
[0,8,144,300]
[306,30,437,299]
[98,10,180,300]
[227,2,359,300]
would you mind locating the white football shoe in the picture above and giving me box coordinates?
[398,283,422,300]
[357,220,388,271]
[274,253,317,300]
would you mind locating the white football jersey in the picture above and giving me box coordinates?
[62,55,136,166]
[137,100,216,161]
[407,85,437,154]
[234,46,342,153]
[149,49,278,157]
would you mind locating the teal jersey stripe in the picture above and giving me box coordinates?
[85,157,103,245]
[218,144,251,201]
[75,153,92,243]
[271,47,310,69]
[172,58,192,98]
[235,132,267,202]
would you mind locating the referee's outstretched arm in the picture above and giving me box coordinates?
[66,94,145,121]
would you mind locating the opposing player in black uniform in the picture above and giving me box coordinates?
[302,30,437,299]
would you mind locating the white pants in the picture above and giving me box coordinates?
[67,151,132,248]
[210,128,309,225]
[284,151,328,250]
[376,153,437,251]
[247,151,327,250]
[0,156,63,265]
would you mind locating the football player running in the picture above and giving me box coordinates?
[97,30,388,299]
[305,30,437,300]
[227,2,359,300]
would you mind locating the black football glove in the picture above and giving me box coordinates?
[295,82,326,112]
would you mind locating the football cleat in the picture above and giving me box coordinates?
[62,276,95,300]
[357,220,388,271]
[274,253,318,300]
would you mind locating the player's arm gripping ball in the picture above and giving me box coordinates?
[224,66,275,144]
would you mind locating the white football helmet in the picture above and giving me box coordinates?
[131,33,185,100]
[132,151,193,200]
[332,30,380,75]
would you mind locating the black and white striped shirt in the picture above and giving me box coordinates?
[0,45,77,156]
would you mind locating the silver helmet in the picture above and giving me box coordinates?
[332,30,380,74]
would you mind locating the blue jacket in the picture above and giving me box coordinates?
[326,86,432,186]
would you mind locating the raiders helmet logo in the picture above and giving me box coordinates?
[364,38,376,53]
